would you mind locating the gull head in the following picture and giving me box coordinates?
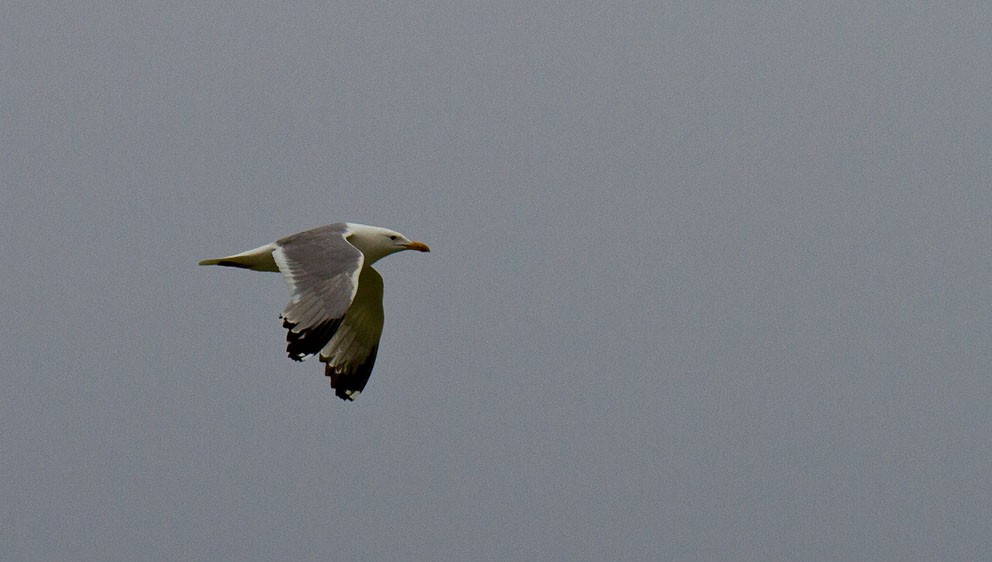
[346,223,430,264]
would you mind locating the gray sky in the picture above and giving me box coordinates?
[3,2,991,561]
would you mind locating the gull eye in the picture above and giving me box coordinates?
[388,235,398,241]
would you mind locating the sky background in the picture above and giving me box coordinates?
[2,2,991,561]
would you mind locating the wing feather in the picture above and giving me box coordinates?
[271,223,364,361]
[321,267,385,400]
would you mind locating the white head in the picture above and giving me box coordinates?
[345,223,431,264]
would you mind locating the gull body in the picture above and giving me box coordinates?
[199,223,430,401]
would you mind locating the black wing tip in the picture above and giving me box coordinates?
[281,316,342,361]
[325,346,379,402]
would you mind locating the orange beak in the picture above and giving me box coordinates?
[404,241,431,252]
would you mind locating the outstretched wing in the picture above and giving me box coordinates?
[321,266,385,401]
[272,223,364,361]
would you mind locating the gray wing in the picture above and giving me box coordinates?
[271,223,364,361]
[321,266,385,401]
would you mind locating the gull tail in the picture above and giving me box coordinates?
[198,243,279,272]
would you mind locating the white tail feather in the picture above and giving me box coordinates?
[198,243,279,272]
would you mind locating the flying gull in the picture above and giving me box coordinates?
[199,223,430,401]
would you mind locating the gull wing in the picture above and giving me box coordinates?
[272,223,364,361]
[320,266,385,401]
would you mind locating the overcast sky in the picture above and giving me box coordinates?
[3,3,991,561]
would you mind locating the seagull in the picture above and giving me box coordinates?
[199,223,430,401]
